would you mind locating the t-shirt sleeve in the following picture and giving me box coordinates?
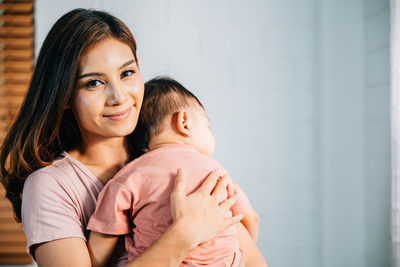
[21,170,85,257]
[226,178,251,216]
[87,180,132,235]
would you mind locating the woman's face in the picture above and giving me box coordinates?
[73,38,144,141]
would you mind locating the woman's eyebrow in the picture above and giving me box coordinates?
[119,59,135,70]
[77,59,136,80]
[77,72,104,80]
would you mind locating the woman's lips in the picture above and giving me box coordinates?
[103,106,133,121]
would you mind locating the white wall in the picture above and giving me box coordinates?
[319,0,365,266]
[29,1,390,267]
[364,0,391,266]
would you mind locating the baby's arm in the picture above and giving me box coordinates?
[87,231,119,267]
[241,205,259,242]
[235,222,268,267]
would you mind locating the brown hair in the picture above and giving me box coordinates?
[133,76,203,151]
[0,8,138,222]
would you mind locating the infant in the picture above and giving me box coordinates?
[87,77,259,266]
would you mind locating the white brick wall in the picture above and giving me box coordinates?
[364,1,390,267]
[28,1,390,267]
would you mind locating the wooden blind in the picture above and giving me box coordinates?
[0,0,33,264]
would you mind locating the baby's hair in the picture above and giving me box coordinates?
[135,76,203,149]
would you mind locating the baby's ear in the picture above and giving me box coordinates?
[175,110,191,137]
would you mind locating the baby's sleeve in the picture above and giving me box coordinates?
[22,170,85,257]
[226,178,251,216]
[87,180,132,235]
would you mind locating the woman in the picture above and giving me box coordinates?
[0,9,245,266]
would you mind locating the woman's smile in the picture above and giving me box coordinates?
[103,106,133,121]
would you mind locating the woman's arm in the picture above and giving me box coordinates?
[35,238,92,267]
[235,222,268,267]
[87,232,119,267]
[241,207,260,241]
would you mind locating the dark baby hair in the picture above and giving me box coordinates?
[133,76,203,150]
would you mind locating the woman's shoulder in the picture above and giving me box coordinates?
[25,153,76,186]
[23,152,103,202]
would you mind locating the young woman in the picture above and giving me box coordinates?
[0,9,246,266]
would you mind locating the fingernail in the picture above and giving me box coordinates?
[177,168,184,175]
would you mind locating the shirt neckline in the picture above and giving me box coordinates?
[61,151,104,189]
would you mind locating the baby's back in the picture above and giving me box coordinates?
[116,144,243,266]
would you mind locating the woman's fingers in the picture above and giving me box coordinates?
[198,169,224,195]
[219,194,239,211]
[211,175,229,203]
[224,214,244,228]
[173,168,186,197]
[170,169,187,221]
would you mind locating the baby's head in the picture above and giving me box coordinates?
[136,77,215,156]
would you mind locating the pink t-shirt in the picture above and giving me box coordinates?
[87,144,250,266]
[21,152,128,266]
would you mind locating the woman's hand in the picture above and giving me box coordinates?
[123,168,244,267]
[170,168,244,249]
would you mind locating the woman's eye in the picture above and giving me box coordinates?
[121,69,135,78]
[85,79,102,89]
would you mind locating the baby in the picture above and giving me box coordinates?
[87,77,264,266]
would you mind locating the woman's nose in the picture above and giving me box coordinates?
[107,81,127,106]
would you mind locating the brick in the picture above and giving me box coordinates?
[292,0,318,25]
[136,58,170,82]
[296,248,320,267]
[365,157,390,195]
[366,48,390,85]
[168,59,232,94]
[102,0,167,27]
[232,0,293,26]
[259,216,319,247]
[261,248,296,267]
[262,26,316,57]
[132,27,200,59]
[200,27,264,59]
[169,0,232,26]
[294,57,318,87]
[365,85,390,121]
[366,122,390,158]
[232,57,294,88]
[365,0,389,17]
[365,8,390,51]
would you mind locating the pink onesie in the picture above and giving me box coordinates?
[87,144,250,266]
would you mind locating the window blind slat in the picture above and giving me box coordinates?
[0,37,33,48]
[0,255,32,265]
[0,234,26,242]
[0,15,32,25]
[0,245,27,254]
[0,26,33,37]
[0,49,33,60]
[0,72,32,83]
[0,84,28,95]
[0,61,32,72]
[0,96,23,106]
[0,3,32,13]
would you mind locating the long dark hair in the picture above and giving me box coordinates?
[0,8,138,222]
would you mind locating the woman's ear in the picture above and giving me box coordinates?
[175,110,191,137]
